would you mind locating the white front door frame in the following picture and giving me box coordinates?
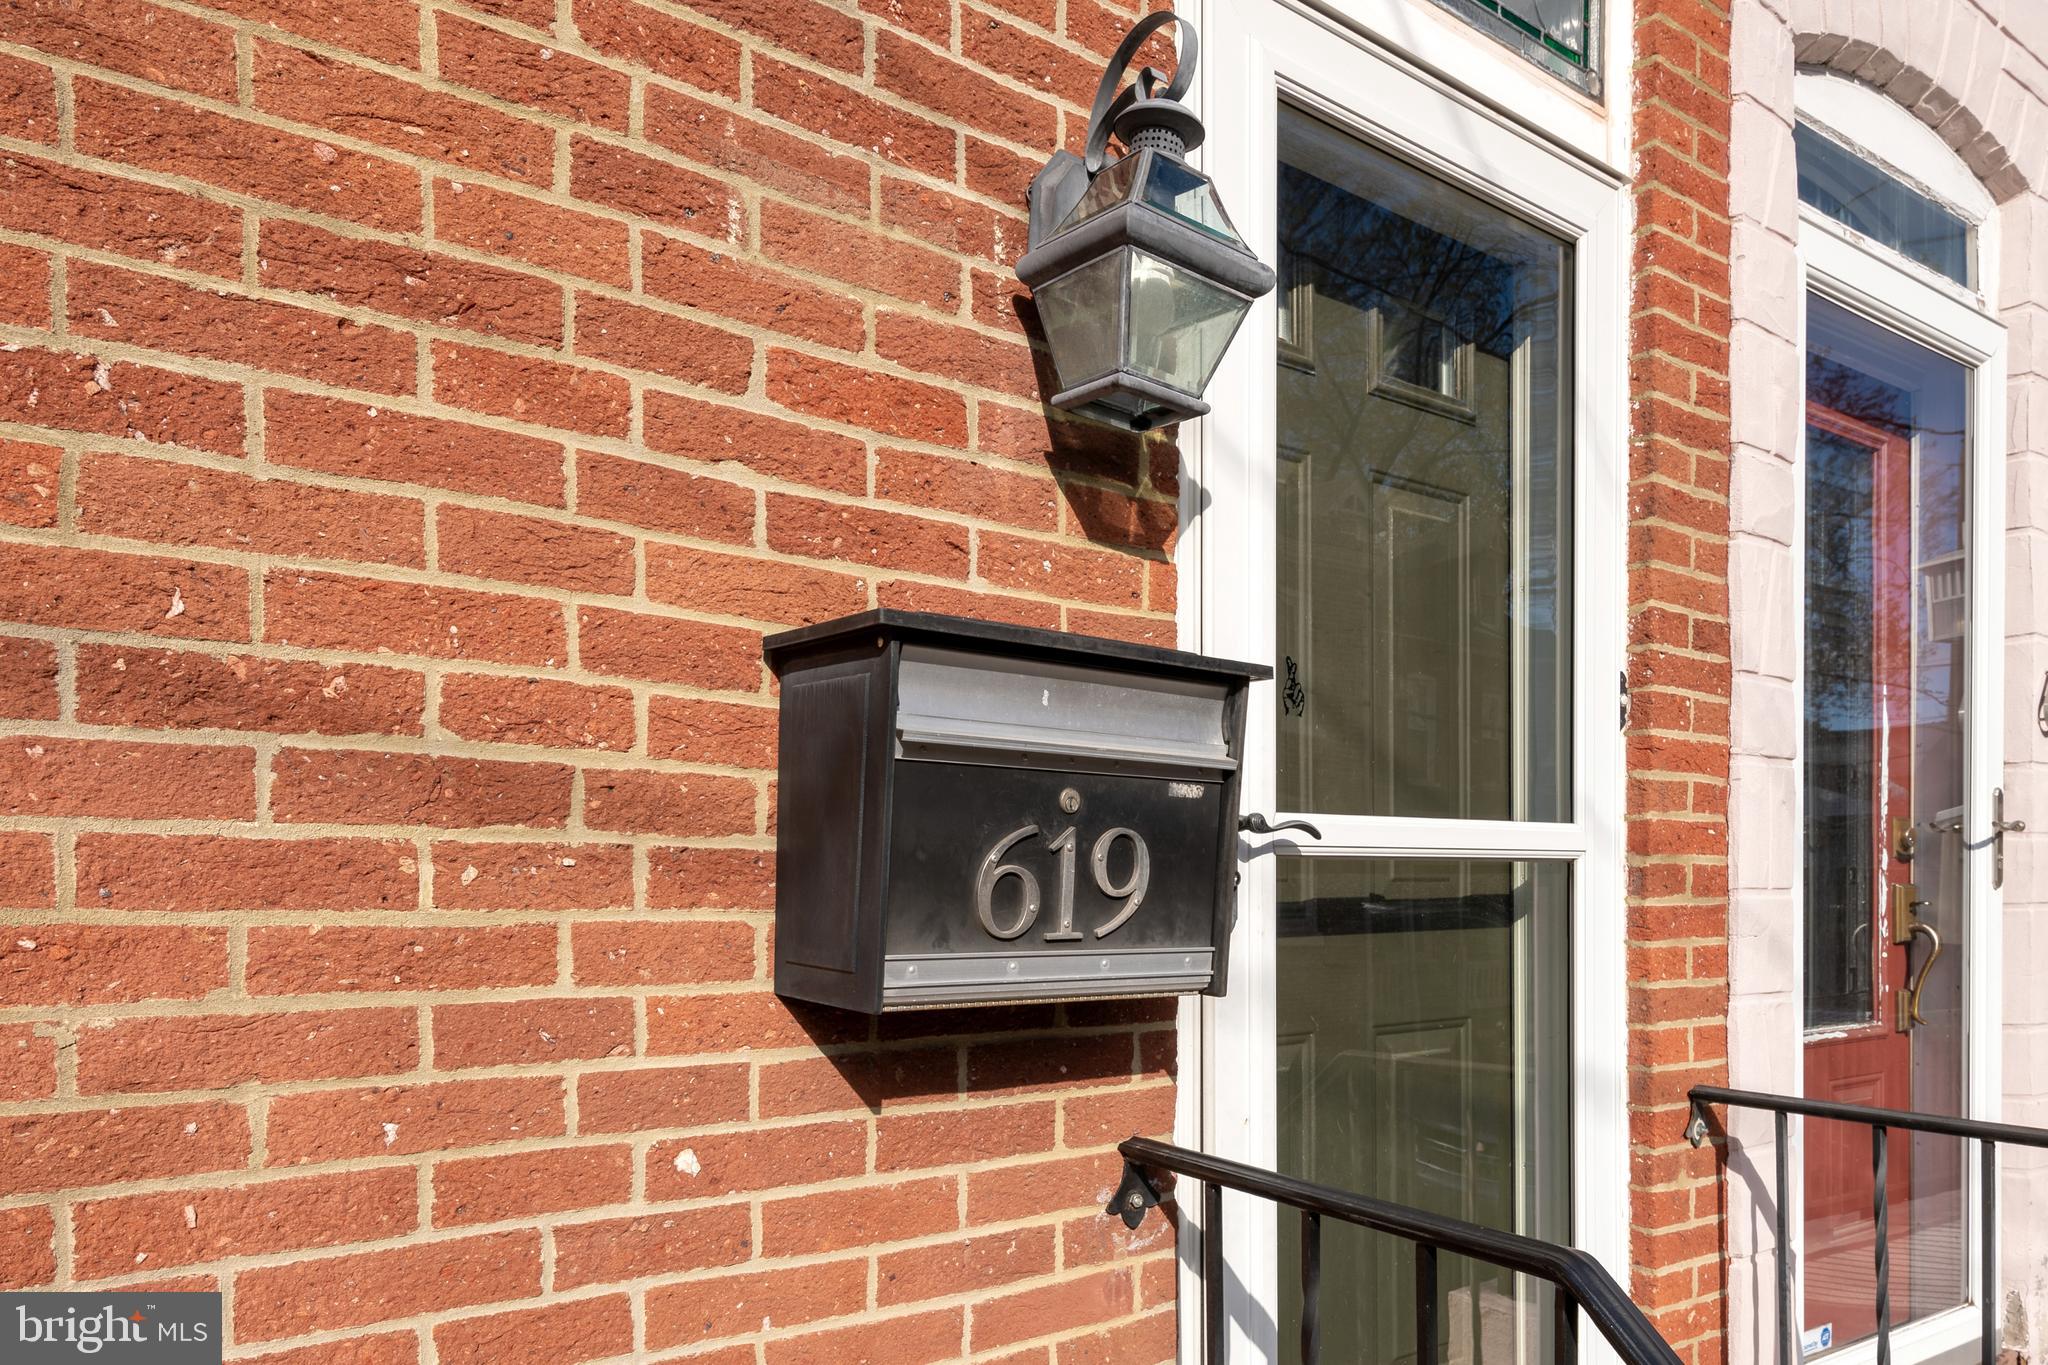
[1173,4,1632,1360]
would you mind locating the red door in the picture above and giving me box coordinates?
[1801,399,1920,1347]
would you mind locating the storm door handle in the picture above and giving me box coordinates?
[1238,813,1323,840]
[1898,923,1942,1032]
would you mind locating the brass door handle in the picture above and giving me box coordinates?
[1898,922,1942,1031]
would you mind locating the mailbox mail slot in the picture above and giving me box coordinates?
[765,610,1268,1012]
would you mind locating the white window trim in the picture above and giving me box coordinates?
[1174,3,1631,1360]
[1788,207,2008,1365]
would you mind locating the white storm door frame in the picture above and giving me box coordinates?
[1176,4,1632,1363]
[1789,212,2008,1365]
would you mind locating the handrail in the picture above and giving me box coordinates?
[1687,1086,2048,1365]
[1112,1136,1683,1365]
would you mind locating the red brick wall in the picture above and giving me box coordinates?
[0,0,1183,1359]
[1627,0,1735,1361]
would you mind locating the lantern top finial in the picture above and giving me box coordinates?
[1082,9,1203,172]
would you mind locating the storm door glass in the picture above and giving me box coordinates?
[1802,296,1972,1350]
[1273,105,1574,1365]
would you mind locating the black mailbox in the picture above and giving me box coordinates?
[765,610,1268,1012]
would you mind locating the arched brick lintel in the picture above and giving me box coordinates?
[1790,27,2030,203]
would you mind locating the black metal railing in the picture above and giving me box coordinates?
[1109,1136,1684,1365]
[1687,1085,2048,1365]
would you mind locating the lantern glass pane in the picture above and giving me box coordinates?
[1139,155,1243,243]
[1034,250,1126,392]
[1060,155,1142,233]
[1124,248,1251,395]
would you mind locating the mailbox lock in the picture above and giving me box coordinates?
[1060,787,1082,813]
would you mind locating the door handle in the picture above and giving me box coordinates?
[1897,922,1942,1032]
[1994,787,2023,889]
[1238,813,1323,840]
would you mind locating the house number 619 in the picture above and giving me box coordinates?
[974,823,1151,941]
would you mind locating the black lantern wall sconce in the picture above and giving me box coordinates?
[1016,10,1275,432]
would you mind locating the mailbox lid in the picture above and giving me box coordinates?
[763,609,1271,687]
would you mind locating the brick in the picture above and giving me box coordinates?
[766,1308,964,1365]
[967,1151,1121,1224]
[0,1025,56,1101]
[691,0,863,70]
[877,1100,1055,1171]
[641,391,867,494]
[878,1225,1056,1306]
[0,52,56,144]
[75,645,423,738]
[246,923,557,994]
[878,447,1056,529]
[647,1259,866,1350]
[1063,1084,1174,1148]
[574,1061,750,1133]
[647,697,775,767]
[569,136,735,234]
[877,313,1039,398]
[646,989,864,1054]
[761,1176,958,1256]
[962,10,1100,107]
[73,1169,415,1280]
[435,181,631,288]
[1058,1310,1175,1364]
[877,29,1056,147]
[646,542,869,626]
[569,0,741,97]
[583,767,756,837]
[439,674,633,753]
[575,450,755,543]
[253,40,549,181]
[966,136,1040,208]
[550,1206,751,1289]
[876,579,1061,628]
[0,246,50,330]
[571,918,753,986]
[271,748,573,828]
[77,451,426,567]
[573,294,753,392]
[0,642,58,721]
[267,1077,565,1164]
[203,0,417,65]
[978,402,1144,485]
[577,606,761,690]
[0,925,227,1006]
[761,200,959,310]
[767,491,969,577]
[435,1294,634,1365]
[259,219,563,347]
[437,505,634,595]
[431,840,633,910]
[75,79,421,232]
[433,340,632,437]
[265,570,566,665]
[4,0,234,98]
[0,1102,250,1197]
[432,1144,634,1226]
[433,996,635,1070]
[643,85,867,216]
[76,1008,417,1094]
[234,1232,541,1341]
[69,261,414,394]
[264,392,567,505]
[438,12,631,127]
[881,178,1024,263]
[0,736,252,820]
[235,1333,415,1365]
[978,531,1145,609]
[757,1047,956,1117]
[1059,481,1175,552]
[0,1207,55,1290]
[0,347,244,456]
[752,54,954,179]
[645,846,774,910]
[641,234,863,351]
[767,348,969,445]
